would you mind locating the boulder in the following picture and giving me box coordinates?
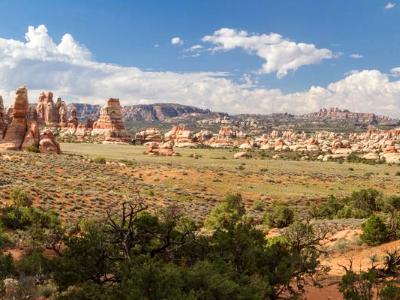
[39,130,61,154]
[362,152,379,160]
[382,153,400,164]
[234,151,251,159]
[146,141,175,156]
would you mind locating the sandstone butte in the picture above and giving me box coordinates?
[91,98,131,143]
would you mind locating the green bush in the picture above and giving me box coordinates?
[25,145,40,153]
[10,187,32,207]
[0,253,14,280]
[251,199,265,211]
[360,215,389,246]
[336,205,370,219]
[311,195,344,219]
[92,156,106,164]
[204,193,245,229]
[379,284,400,300]
[349,188,382,214]
[264,203,294,228]
[339,268,377,300]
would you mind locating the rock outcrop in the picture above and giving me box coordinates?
[39,130,61,154]
[21,121,40,150]
[135,128,162,144]
[36,92,69,127]
[92,98,131,143]
[0,87,61,154]
[146,141,175,156]
[164,125,196,147]
[0,87,29,150]
[0,96,6,139]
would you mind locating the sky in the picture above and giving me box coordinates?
[0,0,399,116]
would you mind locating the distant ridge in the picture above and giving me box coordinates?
[67,102,398,125]
[67,102,220,122]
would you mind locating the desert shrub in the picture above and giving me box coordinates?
[204,193,245,229]
[383,196,400,211]
[312,195,344,219]
[92,156,106,164]
[57,282,116,300]
[25,145,40,153]
[251,199,265,211]
[16,250,51,276]
[349,188,382,214]
[119,159,136,167]
[263,203,294,228]
[0,253,14,280]
[10,187,32,207]
[336,205,371,219]
[339,267,377,300]
[51,199,326,299]
[379,284,400,300]
[360,215,389,246]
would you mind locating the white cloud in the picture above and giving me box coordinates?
[350,53,363,59]
[171,37,183,46]
[1,25,400,117]
[202,28,333,78]
[391,67,400,77]
[385,2,396,9]
[186,44,203,52]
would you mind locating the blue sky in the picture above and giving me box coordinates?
[0,0,399,115]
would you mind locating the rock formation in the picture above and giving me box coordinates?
[0,96,6,139]
[0,87,61,154]
[206,126,238,148]
[0,87,29,150]
[164,125,196,147]
[146,141,175,156]
[21,121,40,150]
[92,98,130,143]
[67,109,79,128]
[58,98,68,127]
[36,92,69,127]
[135,128,162,144]
[39,130,61,154]
[37,92,59,126]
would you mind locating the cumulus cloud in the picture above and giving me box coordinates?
[385,2,396,9]
[1,25,400,117]
[171,37,183,46]
[202,28,333,78]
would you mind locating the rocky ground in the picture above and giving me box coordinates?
[2,144,400,299]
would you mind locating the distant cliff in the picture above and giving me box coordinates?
[67,103,216,122]
[300,107,396,125]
